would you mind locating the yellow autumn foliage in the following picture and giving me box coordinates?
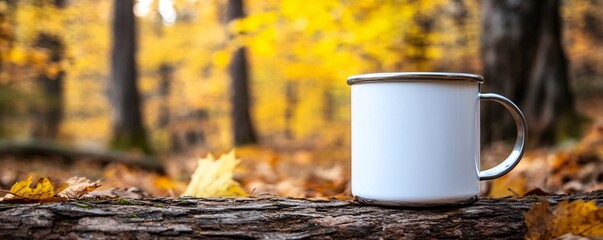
[182,150,247,197]
[3,0,593,153]
[524,199,603,239]
[0,0,484,148]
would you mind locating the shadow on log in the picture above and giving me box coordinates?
[0,191,601,239]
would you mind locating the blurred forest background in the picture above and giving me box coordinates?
[0,0,602,198]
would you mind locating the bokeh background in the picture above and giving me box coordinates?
[0,0,602,198]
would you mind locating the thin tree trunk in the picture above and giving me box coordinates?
[157,63,172,129]
[0,0,17,137]
[323,88,335,123]
[481,0,581,146]
[284,81,297,140]
[227,0,257,146]
[32,33,64,139]
[109,0,151,154]
[0,0,16,76]
[0,191,601,239]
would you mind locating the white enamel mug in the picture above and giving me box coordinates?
[347,72,527,206]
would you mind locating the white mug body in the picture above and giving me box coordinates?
[350,80,480,206]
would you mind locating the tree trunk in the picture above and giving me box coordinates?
[481,0,581,146]
[109,0,151,154]
[0,191,601,239]
[0,0,17,76]
[32,33,65,140]
[0,0,17,137]
[157,63,172,129]
[227,0,257,146]
[284,81,297,139]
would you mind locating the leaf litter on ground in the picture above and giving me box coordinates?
[0,176,101,203]
[524,199,603,239]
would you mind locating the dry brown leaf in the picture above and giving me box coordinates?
[54,182,70,194]
[525,199,603,239]
[523,188,552,197]
[56,176,101,199]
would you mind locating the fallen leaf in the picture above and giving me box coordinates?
[56,176,101,198]
[1,176,67,203]
[523,188,551,197]
[489,174,527,197]
[330,195,354,201]
[524,199,603,239]
[54,182,70,195]
[11,176,55,199]
[182,150,247,197]
[1,176,102,203]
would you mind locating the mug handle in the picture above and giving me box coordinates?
[478,93,528,180]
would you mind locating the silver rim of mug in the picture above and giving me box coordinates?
[347,72,484,85]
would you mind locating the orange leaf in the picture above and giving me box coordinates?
[524,199,603,239]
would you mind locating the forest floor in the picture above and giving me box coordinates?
[0,96,602,199]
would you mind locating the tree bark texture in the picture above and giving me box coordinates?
[109,0,151,154]
[0,191,601,239]
[481,0,580,146]
[228,0,257,146]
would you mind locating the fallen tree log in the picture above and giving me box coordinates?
[0,191,602,239]
[0,140,164,173]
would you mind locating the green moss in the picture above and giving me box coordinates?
[114,198,133,205]
[110,127,153,155]
[75,202,91,208]
[153,203,166,208]
[176,199,196,206]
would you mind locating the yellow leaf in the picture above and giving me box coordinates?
[525,199,603,239]
[9,176,55,200]
[182,150,247,197]
[488,174,527,197]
